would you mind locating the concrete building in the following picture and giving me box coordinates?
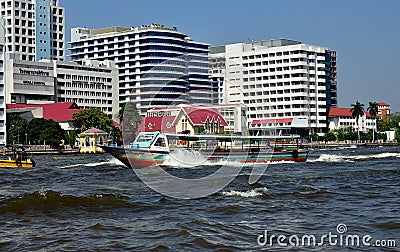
[69,24,212,114]
[4,52,55,103]
[377,102,390,121]
[209,39,338,135]
[0,17,6,144]
[0,0,65,61]
[55,59,119,119]
[4,54,119,119]
[328,108,376,133]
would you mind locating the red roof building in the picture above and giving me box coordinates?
[377,102,391,121]
[328,107,376,132]
[7,102,81,122]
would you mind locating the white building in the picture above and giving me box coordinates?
[69,24,212,115]
[328,108,376,132]
[0,0,65,61]
[55,59,119,120]
[4,52,55,103]
[210,39,338,134]
[4,54,119,119]
[0,17,6,144]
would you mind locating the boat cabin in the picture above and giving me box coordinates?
[131,131,169,152]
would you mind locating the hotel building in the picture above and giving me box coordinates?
[3,53,119,119]
[69,24,212,114]
[210,39,337,134]
[0,0,65,61]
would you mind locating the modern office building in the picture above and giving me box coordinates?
[3,53,119,119]
[0,17,6,144]
[0,0,65,61]
[210,39,338,134]
[55,59,119,119]
[69,24,212,114]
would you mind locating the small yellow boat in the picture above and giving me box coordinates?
[0,146,36,168]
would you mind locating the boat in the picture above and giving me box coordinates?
[0,146,36,168]
[100,131,308,169]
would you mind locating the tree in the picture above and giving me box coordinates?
[27,118,65,146]
[118,102,142,144]
[7,114,28,144]
[367,101,378,142]
[350,101,365,142]
[72,108,114,133]
[324,131,336,142]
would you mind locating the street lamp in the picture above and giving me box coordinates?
[11,124,20,144]
[25,133,28,145]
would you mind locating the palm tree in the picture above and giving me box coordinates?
[367,101,378,142]
[350,101,365,142]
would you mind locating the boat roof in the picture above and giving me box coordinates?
[164,133,301,142]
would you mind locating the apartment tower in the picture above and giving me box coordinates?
[210,39,337,134]
[0,0,65,61]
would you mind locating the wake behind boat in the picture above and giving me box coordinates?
[101,131,308,169]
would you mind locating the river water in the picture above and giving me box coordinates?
[0,147,399,251]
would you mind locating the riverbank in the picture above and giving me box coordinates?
[305,141,399,149]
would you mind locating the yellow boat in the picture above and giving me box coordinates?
[0,146,36,168]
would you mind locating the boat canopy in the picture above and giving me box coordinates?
[164,133,301,142]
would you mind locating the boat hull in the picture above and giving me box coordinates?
[102,145,308,169]
[0,159,35,168]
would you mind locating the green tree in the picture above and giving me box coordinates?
[367,101,378,142]
[350,101,365,142]
[7,114,28,144]
[27,118,65,146]
[309,132,320,142]
[118,102,142,144]
[72,108,114,133]
[324,131,336,142]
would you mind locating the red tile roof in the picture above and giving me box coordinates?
[252,118,293,125]
[378,102,390,107]
[7,102,81,122]
[182,107,228,126]
[142,116,176,133]
[329,108,372,118]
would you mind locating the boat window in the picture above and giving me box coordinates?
[154,137,166,147]
[136,135,154,142]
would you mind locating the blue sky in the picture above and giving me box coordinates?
[64,0,400,112]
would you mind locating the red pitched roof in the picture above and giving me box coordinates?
[252,118,293,125]
[329,108,372,118]
[7,102,81,122]
[182,106,228,126]
[142,116,176,133]
[378,102,390,107]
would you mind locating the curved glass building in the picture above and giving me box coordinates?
[69,25,212,114]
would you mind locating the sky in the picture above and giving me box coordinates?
[63,0,400,112]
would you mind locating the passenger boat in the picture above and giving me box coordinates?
[101,131,308,169]
[0,146,36,168]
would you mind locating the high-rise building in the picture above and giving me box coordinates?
[0,0,65,61]
[69,24,212,114]
[210,39,337,134]
[0,17,6,144]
